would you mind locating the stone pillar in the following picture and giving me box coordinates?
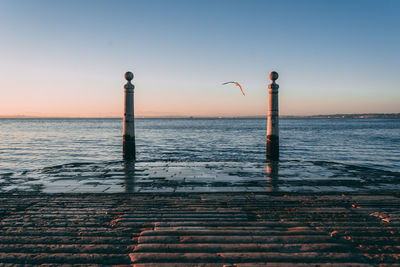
[123,71,136,160]
[267,71,279,160]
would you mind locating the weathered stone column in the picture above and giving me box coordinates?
[267,71,279,160]
[123,71,136,160]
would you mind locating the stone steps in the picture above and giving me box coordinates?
[131,243,351,253]
[0,244,126,253]
[136,235,335,244]
[0,193,399,265]
[131,263,372,267]
[129,252,361,263]
[0,252,130,264]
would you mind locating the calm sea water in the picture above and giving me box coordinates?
[0,118,399,193]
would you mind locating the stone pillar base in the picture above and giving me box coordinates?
[123,136,136,160]
[267,135,279,160]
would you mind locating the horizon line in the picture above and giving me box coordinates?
[0,112,399,119]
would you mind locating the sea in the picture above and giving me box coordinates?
[0,118,399,193]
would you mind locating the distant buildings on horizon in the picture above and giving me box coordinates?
[0,113,399,119]
[284,113,400,119]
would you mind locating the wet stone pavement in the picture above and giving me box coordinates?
[0,192,400,266]
[1,161,400,265]
[1,160,399,193]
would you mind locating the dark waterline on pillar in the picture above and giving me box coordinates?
[266,160,279,192]
[123,136,136,160]
[266,135,279,160]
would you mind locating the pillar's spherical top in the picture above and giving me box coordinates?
[269,71,279,81]
[125,72,134,81]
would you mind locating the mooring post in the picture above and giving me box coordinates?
[267,71,279,160]
[123,71,136,160]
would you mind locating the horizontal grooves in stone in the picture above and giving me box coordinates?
[0,244,127,253]
[131,243,350,253]
[0,193,399,265]
[129,252,361,263]
[0,252,130,264]
[137,235,334,244]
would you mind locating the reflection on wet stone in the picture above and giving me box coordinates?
[267,160,279,192]
[0,160,399,193]
[123,161,136,193]
[1,118,399,194]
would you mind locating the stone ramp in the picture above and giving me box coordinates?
[0,193,399,266]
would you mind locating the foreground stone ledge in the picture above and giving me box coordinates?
[130,243,351,253]
[131,263,373,267]
[0,192,399,265]
[129,252,364,263]
[0,252,130,264]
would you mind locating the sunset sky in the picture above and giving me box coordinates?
[0,0,399,117]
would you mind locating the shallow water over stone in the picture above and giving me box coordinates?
[0,118,399,193]
[1,160,399,193]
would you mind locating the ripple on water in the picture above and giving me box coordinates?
[0,118,399,193]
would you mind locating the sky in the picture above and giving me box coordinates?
[0,0,399,117]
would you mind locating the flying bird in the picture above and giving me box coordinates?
[222,81,245,96]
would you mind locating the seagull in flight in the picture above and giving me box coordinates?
[222,81,245,96]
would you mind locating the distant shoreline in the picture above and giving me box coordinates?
[283,113,400,119]
[0,113,399,119]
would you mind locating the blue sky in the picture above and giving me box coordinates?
[0,0,399,117]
